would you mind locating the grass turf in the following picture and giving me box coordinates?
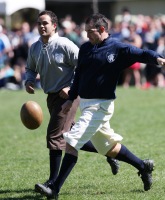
[0,87,165,200]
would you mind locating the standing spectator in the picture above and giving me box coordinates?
[154,35,165,87]
[111,22,124,41]
[0,37,5,68]
[0,25,13,56]
[0,25,19,90]
[11,22,36,88]
[141,17,163,89]
[122,22,143,88]
[60,18,81,47]
[0,25,14,66]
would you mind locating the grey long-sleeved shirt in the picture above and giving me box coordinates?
[25,33,79,94]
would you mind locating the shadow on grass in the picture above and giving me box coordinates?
[130,189,145,193]
[0,189,45,199]
[0,188,146,199]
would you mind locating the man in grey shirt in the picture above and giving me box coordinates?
[25,10,119,198]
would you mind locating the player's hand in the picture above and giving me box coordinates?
[59,87,70,99]
[157,57,165,67]
[25,82,35,94]
[61,100,73,114]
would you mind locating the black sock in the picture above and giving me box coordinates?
[81,141,114,161]
[115,144,144,171]
[54,153,78,194]
[49,150,62,182]
[81,140,98,153]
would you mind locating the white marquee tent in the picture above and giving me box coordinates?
[0,0,45,15]
[0,0,45,28]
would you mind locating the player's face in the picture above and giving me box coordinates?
[37,14,56,42]
[85,23,101,45]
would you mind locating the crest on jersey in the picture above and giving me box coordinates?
[55,53,64,63]
[106,52,116,63]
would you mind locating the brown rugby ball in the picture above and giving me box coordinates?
[20,101,43,130]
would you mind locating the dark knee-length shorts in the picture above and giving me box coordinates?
[46,92,79,150]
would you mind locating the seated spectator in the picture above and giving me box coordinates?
[0,59,20,90]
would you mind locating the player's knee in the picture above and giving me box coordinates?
[106,143,121,157]
[66,143,78,156]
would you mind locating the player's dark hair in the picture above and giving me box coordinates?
[85,13,109,32]
[38,10,58,25]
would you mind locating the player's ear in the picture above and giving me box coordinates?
[99,26,105,33]
[53,23,57,29]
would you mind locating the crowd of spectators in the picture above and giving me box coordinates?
[0,8,165,90]
[112,8,165,88]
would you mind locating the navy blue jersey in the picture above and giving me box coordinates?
[69,36,161,100]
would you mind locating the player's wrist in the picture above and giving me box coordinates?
[25,81,34,86]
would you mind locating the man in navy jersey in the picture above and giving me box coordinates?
[41,13,165,199]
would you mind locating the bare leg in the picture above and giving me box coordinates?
[133,69,141,88]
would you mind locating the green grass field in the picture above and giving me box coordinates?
[0,87,165,200]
